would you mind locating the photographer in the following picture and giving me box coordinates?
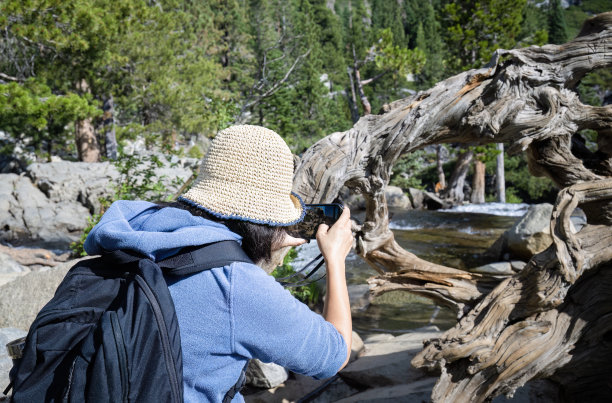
[84,125,353,402]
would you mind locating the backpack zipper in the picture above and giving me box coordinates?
[109,312,129,403]
[133,274,181,403]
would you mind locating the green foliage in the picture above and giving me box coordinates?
[441,0,526,72]
[70,213,102,257]
[471,144,501,163]
[187,145,205,159]
[504,154,558,203]
[271,248,321,306]
[0,79,99,155]
[548,0,569,44]
[577,70,612,106]
[374,28,426,79]
[390,151,428,190]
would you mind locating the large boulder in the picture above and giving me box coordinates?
[0,252,29,287]
[0,158,196,248]
[385,186,411,209]
[505,203,554,259]
[27,161,119,214]
[0,258,81,329]
[246,360,289,389]
[0,174,90,249]
[487,203,554,261]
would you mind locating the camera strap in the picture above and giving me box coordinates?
[277,253,326,287]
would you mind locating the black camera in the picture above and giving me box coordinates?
[288,203,343,240]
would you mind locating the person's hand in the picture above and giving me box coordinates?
[316,207,353,265]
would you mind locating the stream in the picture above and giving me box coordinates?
[292,203,528,336]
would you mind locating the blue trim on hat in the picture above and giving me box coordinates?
[177,193,306,227]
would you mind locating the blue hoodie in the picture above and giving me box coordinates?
[85,201,347,403]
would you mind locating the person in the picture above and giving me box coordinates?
[83,124,353,402]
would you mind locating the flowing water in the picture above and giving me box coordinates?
[292,203,526,336]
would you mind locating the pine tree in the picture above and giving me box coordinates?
[441,0,527,73]
[548,0,569,45]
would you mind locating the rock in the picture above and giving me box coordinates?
[350,331,364,362]
[307,377,361,403]
[506,204,554,259]
[348,284,371,311]
[246,359,289,389]
[487,204,554,261]
[471,261,514,276]
[0,252,28,274]
[27,161,119,214]
[385,186,411,209]
[422,190,446,210]
[340,327,441,388]
[407,187,425,209]
[0,327,27,392]
[0,258,83,329]
[244,374,360,403]
[0,174,90,249]
[0,252,30,287]
[510,260,527,272]
[334,377,436,403]
[362,333,395,344]
[0,158,194,248]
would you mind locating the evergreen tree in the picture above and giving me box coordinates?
[408,1,445,88]
[441,0,527,73]
[548,0,569,44]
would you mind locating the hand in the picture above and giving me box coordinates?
[316,207,353,265]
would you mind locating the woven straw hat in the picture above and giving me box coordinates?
[179,125,305,226]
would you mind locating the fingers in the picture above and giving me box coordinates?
[316,223,330,239]
[337,207,350,223]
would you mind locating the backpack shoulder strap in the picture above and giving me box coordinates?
[159,240,253,276]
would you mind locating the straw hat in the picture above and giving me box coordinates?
[178,125,305,226]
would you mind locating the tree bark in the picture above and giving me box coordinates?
[103,95,118,160]
[436,145,446,192]
[293,12,612,401]
[471,159,486,204]
[496,143,505,202]
[75,80,100,162]
[443,149,473,204]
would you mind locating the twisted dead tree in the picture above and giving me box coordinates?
[293,13,612,402]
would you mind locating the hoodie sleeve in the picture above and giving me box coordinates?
[230,262,347,379]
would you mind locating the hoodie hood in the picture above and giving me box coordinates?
[84,200,241,261]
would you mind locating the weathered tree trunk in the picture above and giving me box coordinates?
[75,118,99,162]
[443,148,473,204]
[103,95,118,160]
[471,159,486,204]
[496,143,505,202]
[293,13,612,401]
[75,80,100,162]
[436,145,446,192]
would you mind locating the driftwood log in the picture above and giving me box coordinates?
[293,13,612,402]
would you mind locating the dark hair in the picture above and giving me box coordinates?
[158,201,286,264]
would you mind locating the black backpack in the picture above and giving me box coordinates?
[6,240,252,403]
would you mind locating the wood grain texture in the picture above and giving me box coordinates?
[293,12,612,401]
